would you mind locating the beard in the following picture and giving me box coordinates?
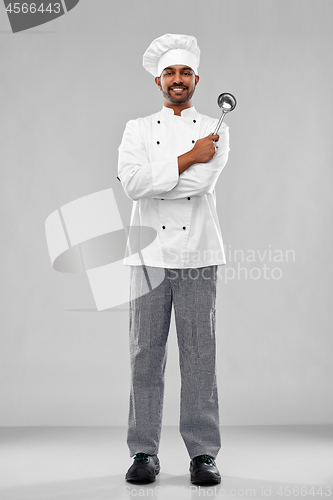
[162,86,196,104]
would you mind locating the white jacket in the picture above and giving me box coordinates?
[117,106,230,268]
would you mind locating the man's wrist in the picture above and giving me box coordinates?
[178,151,197,175]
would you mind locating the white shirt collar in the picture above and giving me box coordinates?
[161,106,197,117]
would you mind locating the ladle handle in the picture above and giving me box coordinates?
[213,111,226,136]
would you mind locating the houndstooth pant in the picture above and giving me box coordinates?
[127,265,221,460]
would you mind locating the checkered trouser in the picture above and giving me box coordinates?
[127,265,221,460]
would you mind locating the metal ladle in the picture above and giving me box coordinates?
[213,93,237,135]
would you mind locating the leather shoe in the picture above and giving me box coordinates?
[190,454,221,484]
[125,453,160,483]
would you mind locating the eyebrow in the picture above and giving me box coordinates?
[163,67,193,72]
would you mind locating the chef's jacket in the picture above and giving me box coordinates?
[117,105,230,268]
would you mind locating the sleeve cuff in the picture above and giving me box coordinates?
[151,157,179,195]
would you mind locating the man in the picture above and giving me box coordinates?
[117,33,230,485]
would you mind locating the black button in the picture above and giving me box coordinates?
[157,141,160,144]
[162,226,166,229]
[193,119,196,123]
[183,226,186,230]
[187,197,191,200]
[157,120,160,124]
[161,198,164,200]
[192,140,195,143]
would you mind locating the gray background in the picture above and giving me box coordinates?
[0,0,332,426]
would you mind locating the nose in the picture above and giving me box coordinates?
[173,72,183,84]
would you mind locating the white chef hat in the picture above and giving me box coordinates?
[143,33,200,77]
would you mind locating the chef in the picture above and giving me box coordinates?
[117,33,230,485]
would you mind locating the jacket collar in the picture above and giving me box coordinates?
[161,106,197,117]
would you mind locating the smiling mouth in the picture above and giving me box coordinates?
[170,87,187,92]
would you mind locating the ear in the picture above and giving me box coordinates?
[195,75,200,86]
[155,76,161,89]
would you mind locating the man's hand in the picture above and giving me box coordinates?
[178,133,219,175]
[191,133,219,163]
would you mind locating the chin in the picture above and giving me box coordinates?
[168,95,189,104]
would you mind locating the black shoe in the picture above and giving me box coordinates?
[125,453,160,483]
[190,454,221,484]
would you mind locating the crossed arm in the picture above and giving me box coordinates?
[117,119,230,200]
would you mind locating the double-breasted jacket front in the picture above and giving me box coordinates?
[117,106,230,269]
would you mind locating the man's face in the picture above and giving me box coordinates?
[155,65,200,105]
